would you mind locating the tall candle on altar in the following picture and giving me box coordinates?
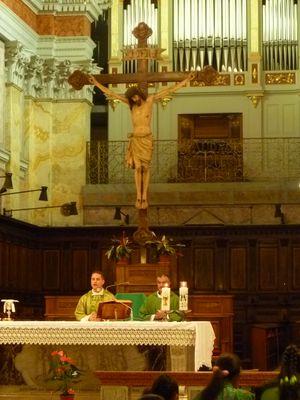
[161,283,171,311]
[179,281,188,311]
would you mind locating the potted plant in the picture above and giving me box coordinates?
[146,234,185,262]
[105,231,132,263]
[48,350,82,399]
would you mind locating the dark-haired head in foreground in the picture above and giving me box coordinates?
[257,344,300,400]
[193,353,254,400]
[143,374,179,400]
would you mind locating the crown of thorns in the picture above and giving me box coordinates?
[125,86,147,100]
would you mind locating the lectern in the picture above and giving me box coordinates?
[97,300,133,320]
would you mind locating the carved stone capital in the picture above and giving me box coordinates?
[5,41,99,101]
[5,41,30,89]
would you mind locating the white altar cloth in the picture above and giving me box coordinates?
[0,320,215,370]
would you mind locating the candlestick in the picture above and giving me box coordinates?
[179,281,188,311]
[161,284,170,311]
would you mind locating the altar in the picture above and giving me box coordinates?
[0,320,215,389]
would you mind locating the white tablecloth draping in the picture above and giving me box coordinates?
[0,320,215,370]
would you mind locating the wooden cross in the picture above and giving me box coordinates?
[68,22,218,91]
[68,23,218,245]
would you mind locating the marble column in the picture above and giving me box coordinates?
[0,40,4,148]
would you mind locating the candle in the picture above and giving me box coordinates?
[161,284,170,311]
[179,281,189,311]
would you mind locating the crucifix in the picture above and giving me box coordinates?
[68,22,218,245]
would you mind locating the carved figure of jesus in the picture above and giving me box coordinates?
[88,72,195,209]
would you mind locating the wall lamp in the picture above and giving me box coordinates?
[0,173,13,194]
[0,185,48,201]
[114,207,129,225]
[274,203,285,224]
[3,201,78,218]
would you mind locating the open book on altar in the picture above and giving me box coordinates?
[97,300,133,320]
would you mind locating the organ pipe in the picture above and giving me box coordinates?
[122,0,297,74]
[173,0,248,72]
[262,0,298,70]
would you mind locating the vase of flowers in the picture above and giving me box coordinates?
[105,231,132,263]
[48,350,82,399]
[146,234,185,262]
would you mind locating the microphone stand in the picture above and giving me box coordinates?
[115,300,134,321]
[106,281,130,292]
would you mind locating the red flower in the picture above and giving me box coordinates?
[49,350,82,395]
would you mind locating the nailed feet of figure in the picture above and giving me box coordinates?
[136,197,148,209]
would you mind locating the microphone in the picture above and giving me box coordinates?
[106,281,130,291]
[115,299,134,321]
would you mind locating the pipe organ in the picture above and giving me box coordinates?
[123,0,158,73]
[173,0,248,72]
[122,0,298,74]
[262,0,298,71]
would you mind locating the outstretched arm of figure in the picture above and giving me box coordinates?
[153,71,196,101]
[88,75,128,104]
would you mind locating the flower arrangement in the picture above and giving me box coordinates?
[105,231,132,262]
[146,234,185,257]
[49,350,82,397]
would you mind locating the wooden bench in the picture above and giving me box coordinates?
[95,370,278,400]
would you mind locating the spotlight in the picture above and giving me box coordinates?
[113,207,129,225]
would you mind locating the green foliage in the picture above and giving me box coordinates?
[105,231,132,261]
[146,234,185,256]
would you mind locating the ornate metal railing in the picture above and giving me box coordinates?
[86,138,300,184]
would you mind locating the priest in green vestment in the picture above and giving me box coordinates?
[75,271,115,321]
[139,274,182,322]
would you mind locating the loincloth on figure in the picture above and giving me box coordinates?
[126,132,153,169]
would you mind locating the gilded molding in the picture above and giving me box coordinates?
[106,97,121,111]
[159,96,172,109]
[251,64,258,83]
[234,74,245,86]
[190,66,230,86]
[246,93,264,108]
[122,47,165,61]
[265,72,295,85]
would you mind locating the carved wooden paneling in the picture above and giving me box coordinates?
[72,249,89,291]
[3,217,300,368]
[229,246,247,290]
[27,248,42,291]
[258,243,278,290]
[249,294,288,323]
[178,113,242,140]
[95,370,278,388]
[43,250,60,290]
[178,247,193,287]
[0,241,9,287]
[194,247,214,290]
[19,245,29,290]
[116,263,170,294]
[215,240,227,291]
[9,243,22,289]
[291,246,300,289]
[278,239,289,292]
[44,295,79,320]
[101,249,117,286]
[251,324,288,370]
[189,295,233,353]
